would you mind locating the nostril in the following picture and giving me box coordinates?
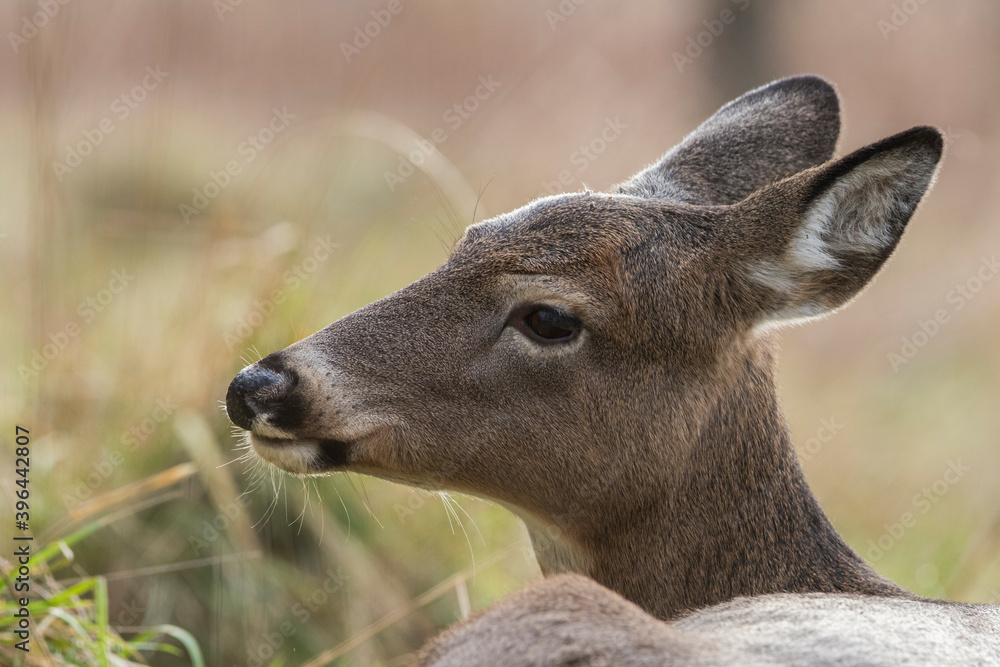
[225,365,296,430]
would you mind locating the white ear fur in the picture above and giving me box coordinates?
[747,127,943,326]
[746,211,842,298]
[798,154,935,259]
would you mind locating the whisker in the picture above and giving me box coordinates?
[312,479,327,546]
[357,475,374,512]
[472,176,494,224]
[331,479,351,541]
[292,477,310,534]
[281,473,289,525]
[446,493,486,548]
[442,493,477,582]
[253,481,280,529]
[441,494,457,535]
[256,468,282,527]
[428,178,461,246]
[427,214,453,256]
[217,454,245,469]
[346,473,383,529]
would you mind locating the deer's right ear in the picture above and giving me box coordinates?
[735,126,944,328]
[619,75,840,205]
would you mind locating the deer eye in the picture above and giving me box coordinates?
[516,307,582,343]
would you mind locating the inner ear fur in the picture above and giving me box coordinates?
[730,126,944,326]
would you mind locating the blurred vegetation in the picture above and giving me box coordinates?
[2,1,999,665]
[2,515,204,666]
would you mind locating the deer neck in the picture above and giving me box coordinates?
[526,339,909,621]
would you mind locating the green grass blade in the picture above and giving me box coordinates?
[94,577,110,667]
[131,625,205,667]
[25,519,104,570]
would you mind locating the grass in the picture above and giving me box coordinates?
[3,111,537,664]
[6,129,996,662]
[4,18,999,662]
[1,514,204,666]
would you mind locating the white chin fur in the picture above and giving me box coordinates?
[251,420,297,440]
[250,434,321,475]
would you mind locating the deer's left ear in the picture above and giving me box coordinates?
[733,126,943,326]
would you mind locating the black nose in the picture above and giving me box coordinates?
[226,363,296,430]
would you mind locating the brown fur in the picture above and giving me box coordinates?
[224,77,987,663]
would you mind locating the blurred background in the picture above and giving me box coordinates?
[1,1,999,665]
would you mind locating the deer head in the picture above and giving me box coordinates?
[226,75,942,618]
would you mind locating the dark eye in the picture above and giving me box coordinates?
[518,307,582,343]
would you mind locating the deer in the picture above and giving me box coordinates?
[226,75,1000,664]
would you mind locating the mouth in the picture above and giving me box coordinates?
[249,433,352,474]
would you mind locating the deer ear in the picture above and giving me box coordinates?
[740,126,944,327]
[619,75,840,205]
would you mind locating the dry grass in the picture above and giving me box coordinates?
[2,2,999,665]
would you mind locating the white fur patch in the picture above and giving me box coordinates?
[250,435,320,475]
[518,512,593,576]
[747,148,937,326]
[802,158,917,256]
[746,259,798,294]
[676,592,1000,663]
[252,420,296,440]
[790,200,842,271]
